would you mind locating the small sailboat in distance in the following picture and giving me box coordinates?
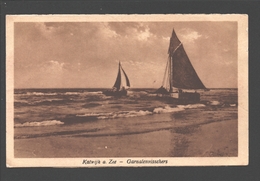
[156,28,207,103]
[102,61,130,96]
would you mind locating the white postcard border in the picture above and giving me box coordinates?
[6,14,248,167]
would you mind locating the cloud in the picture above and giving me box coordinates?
[223,48,228,52]
[162,36,170,41]
[185,31,202,42]
[137,28,152,41]
[48,60,64,70]
[40,60,65,74]
[107,23,157,42]
[179,28,202,43]
[99,23,119,38]
[34,23,57,39]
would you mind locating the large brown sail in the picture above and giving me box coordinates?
[169,29,206,89]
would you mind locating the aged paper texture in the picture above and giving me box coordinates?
[6,14,248,167]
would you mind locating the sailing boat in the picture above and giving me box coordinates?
[102,62,130,96]
[156,28,207,103]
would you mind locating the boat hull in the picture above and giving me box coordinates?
[157,92,200,104]
[178,92,200,103]
[102,90,127,96]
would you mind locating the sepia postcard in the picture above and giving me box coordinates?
[6,14,248,167]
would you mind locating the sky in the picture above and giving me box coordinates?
[14,21,238,88]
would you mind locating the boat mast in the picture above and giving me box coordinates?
[119,61,122,89]
[162,60,168,88]
[169,56,173,92]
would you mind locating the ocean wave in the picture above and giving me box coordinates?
[153,104,205,114]
[153,106,185,113]
[77,110,152,119]
[127,91,150,98]
[103,110,152,119]
[65,91,102,95]
[83,91,103,95]
[177,104,206,109]
[77,103,205,120]
[77,112,103,117]
[14,100,28,104]
[147,93,158,97]
[206,101,237,107]
[15,120,64,127]
[34,98,65,104]
[208,101,222,106]
[82,102,102,108]
[230,104,237,107]
[15,98,65,106]
[26,92,58,96]
[64,92,80,95]
[16,91,103,96]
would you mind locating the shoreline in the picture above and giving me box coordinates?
[14,118,237,158]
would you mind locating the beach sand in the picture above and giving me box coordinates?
[14,117,237,158]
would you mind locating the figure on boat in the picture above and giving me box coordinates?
[102,61,130,96]
[156,28,207,103]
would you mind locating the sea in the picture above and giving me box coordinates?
[13,88,238,139]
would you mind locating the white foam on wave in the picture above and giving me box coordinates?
[40,98,63,102]
[177,104,206,109]
[77,103,205,120]
[153,104,205,114]
[128,91,150,98]
[153,105,185,113]
[127,91,134,94]
[208,101,222,106]
[207,101,237,107]
[64,92,80,95]
[102,110,152,119]
[20,91,103,96]
[15,120,64,127]
[26,98,64,105]
[83,91,103,95]
[26,92,58,96]
[14,100,28,103]
[77,112,106,117]
[77,110,153,119]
